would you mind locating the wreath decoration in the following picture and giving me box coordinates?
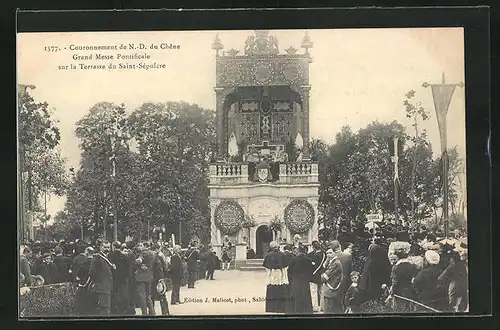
[269,215,284,232]
[284,199,315,233]
[241,214,256,229]
[214,200,245,235]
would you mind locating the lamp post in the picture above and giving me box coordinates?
[423,73,464,238]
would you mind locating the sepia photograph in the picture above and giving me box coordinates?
[17,27,468,318]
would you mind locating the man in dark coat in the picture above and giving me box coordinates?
[308,240,326,312]
[89,240,115,316]
[152,243,170,315]
[109,241,128,315]
[186,241,200,288]
[287,245,314,314]
[35,253,59,285]
[203,246,218,280]
[331,240,352,303]
[72,246,95,315]
[170,245,183,304]
[134,242,156,316]
[321,248,344,314]
[53,246,72,283]
[123,241,137,315]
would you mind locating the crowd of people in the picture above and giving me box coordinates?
[19,238,221,316]
[19,224,468,316]
[262,228,468,314]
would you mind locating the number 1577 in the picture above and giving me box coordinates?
[44,46,59,52]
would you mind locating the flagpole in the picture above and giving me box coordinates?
[393,137,400,225]
[423,73,463,238]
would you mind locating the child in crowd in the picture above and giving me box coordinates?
[344,271,362,313]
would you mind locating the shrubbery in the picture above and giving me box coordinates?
[20,282,77,318]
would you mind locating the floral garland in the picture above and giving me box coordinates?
[214,200,244,235]
[284,199,315,233]
[269,215,284,232]
[241,214,256,229]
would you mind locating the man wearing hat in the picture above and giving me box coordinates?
[152,242,170,315]
[413,250,447,311]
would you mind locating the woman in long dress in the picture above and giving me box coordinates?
[287,245,314,314]
[388,243,418,313]
[263,241,288,313]
[360,241,392,301]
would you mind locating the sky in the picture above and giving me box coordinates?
[17,28,466,217]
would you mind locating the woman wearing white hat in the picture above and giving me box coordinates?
[413,250,448,311]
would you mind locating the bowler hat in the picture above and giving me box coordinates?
[156,281,167,295]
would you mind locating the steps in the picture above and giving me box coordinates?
[239,259,266,271]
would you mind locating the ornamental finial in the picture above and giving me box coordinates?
[211,33,223,56]
[301,31,313,55]
[244,30,279,56]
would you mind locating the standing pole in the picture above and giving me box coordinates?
[112,146,118,241]
[112,113,119,242]
[391,137,400,225]
[18,84,36,244]
[179,220,182,247]
[103,191,107,239]
[423,73,463,238]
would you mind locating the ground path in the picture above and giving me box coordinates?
[137,269,270,316]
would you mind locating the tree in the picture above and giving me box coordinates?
[319,120,446,232]
[398,141,440,225]
[47,211,81,241]
[403,89,431,227]
[18,90,68,241]
[127,101,215,245]
[66,102,131,241]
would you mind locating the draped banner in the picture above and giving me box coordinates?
[430,84,458,153]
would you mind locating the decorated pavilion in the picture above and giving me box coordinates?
[208,30,320,260]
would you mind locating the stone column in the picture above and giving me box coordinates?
[215,87,235,161]
[210,199,219,246]
[291,85,311,159]
[300,86,311,159]
[308,197,319,242]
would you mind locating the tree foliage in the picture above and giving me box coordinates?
[319,120,461,231]
[18,90,69,240]
[64,101,215,245]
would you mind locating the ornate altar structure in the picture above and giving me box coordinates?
[208,31,320,259]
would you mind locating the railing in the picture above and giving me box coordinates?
[209,163,249,185]
[209,161,318,185]
[279,162,319,184]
